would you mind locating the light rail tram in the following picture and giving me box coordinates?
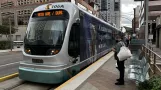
[19,2,123,84]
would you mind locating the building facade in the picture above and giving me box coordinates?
[138,0,161,47]
[0,0,98,41]
[156,16,161,49]
[113,0,121,29]
[99,0,121,29]
[132,6,140,34]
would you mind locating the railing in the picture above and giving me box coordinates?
[142,45,161,77]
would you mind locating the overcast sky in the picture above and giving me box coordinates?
[121,0,141,27]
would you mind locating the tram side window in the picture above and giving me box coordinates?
[68,23,80,58]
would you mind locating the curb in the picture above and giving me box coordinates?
[0,73,19,82]
[9,51,22,53]
[0,50,22,53]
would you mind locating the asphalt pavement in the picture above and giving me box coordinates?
[0,51,23,77]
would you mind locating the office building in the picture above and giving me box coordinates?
[100,0,121,29]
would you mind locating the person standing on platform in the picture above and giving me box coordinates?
[123,35,127,47]
[112,36,126,85]
[126,35,130,47]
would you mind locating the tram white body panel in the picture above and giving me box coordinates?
[19,2,122,84]
[21,3,80,68]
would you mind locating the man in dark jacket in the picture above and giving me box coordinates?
[112,36,125,85]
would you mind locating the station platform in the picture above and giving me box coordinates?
[55,42,161,90]
[55,52,137,90]
[76,56,136,90]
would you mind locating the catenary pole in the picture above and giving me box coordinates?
[145,0,149,46]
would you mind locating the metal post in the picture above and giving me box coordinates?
[145,0,149,46]
[75,0,78,5]
[9,17,12,51]
[153,55,156,74]
[0,10,2,25]
[145,47,147,57]
[149,21,152,45]
[150,47,151,59]
[148,49,150,57]
[134,8,136,34]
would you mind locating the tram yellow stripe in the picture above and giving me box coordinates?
[55,52,113,90]
[0,73,18,82]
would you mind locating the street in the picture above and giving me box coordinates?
[0,52,22,77]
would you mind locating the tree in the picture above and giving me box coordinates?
[0,25,17,40]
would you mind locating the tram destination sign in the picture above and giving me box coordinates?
[33,10,64,17]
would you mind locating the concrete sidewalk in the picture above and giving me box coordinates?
[76,57,136,90]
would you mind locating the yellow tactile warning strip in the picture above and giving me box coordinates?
[0,73,18,82]
[55,52,114,90]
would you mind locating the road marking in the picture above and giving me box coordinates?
[0,62,19,68]
[0,73,18,82]
[55,52,114,90]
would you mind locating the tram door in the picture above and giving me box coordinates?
[90,23,97,62]
[68,23,80,63]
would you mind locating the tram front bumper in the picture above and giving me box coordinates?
[19,67,64,84]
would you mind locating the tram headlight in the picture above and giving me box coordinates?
[25,48,31,54]
[49,49,60,55]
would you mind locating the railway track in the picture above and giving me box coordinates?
[0,77,59,90]
[11,82,57,90]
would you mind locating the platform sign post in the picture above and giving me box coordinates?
[145,0,149,46]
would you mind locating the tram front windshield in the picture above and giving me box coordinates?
[25,18,68,46]
[25,10,69,47]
